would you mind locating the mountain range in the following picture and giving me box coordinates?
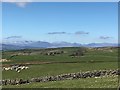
[0,40,118,50]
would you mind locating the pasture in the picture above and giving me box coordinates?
[3,75,118,88]
[2,47,119,88]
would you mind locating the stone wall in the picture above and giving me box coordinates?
[1,69,120,86]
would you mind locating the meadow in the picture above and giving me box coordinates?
[4,75,118,88]
[2,47,119,88]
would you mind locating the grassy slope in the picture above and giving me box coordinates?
[2,48,118,64]
[2,47,119,88]
[2,62,118,80]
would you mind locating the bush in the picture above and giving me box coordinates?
[69,47,86,57]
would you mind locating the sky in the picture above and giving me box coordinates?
[2,2,118,44]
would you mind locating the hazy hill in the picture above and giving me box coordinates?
[1,41,118,50]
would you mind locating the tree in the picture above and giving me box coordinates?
[70,47,86,57]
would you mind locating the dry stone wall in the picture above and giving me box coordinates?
[1,69,120,86]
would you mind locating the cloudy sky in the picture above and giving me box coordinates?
[2,2,118,44]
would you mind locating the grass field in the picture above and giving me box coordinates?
[2,47,119,88]
[3,75,118,88]
[2,62,118,80]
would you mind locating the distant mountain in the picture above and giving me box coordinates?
[3,40,34,46]
[51,42,82,48]
[28,41,52,48]
[84,43,118,47]
[2,44,25,50]
[1,41,81,50]
[1,40,118,50]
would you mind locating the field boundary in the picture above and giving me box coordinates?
[1,69,119,86]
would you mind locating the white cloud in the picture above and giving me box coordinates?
[1,0,31,2]
[1,0,31,8]
[5,36,22,39]
[75,31,89,35]
[16,2,27,8]
[99,36,112,40]
[48,32,67,35]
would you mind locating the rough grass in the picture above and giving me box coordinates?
[2,51,118,65]
[3,75,118,88]
[2,62,118,80]
[2,47,118,64]
[2,47,119,88]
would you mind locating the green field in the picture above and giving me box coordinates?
[3,76,118,88]
[2,47,119,88]
[2,62,118,80]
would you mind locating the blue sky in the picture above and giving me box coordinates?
[2,2,118,44]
